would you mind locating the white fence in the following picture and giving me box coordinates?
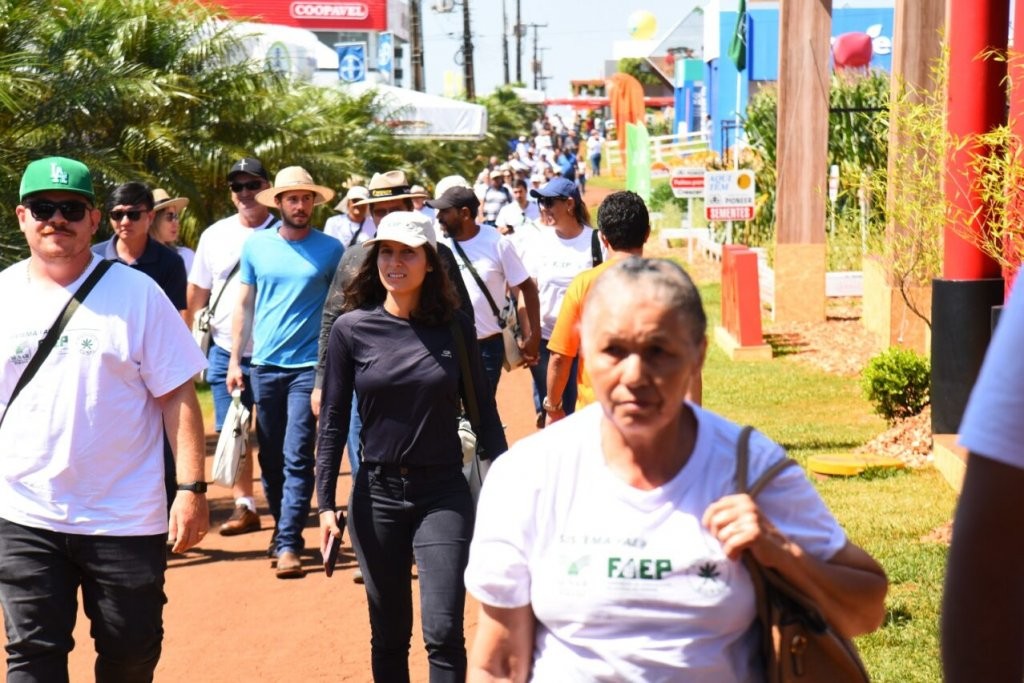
[604,131,710,174]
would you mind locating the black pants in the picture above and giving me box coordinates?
[0,518,166,683]
[349,464,474,683]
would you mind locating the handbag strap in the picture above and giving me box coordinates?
[735,425,799,497]
[449,319,481,431]
[451,238,503,326]
[0,259,113,432]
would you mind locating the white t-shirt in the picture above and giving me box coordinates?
[177,245,195,275]
[496,200,540,231]
[324,214,375,246]
[188,213,277,354]
[959,285,1024,467]
[445,227,531,339]
[0,256,206,536]
[522,225,599,339]
[465,404,847,683]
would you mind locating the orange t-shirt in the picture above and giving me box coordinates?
[546,260,616,409]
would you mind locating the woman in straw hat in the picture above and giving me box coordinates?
[316,212,506,682]
[150,188,193,273]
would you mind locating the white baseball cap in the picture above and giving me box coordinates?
[364,211,437,249]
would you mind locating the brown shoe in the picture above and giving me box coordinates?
[275,551,305,579]
[219,505,261,536]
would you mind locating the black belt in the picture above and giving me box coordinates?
[479,333,502,342]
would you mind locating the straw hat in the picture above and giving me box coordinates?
[255,166,335,208]
[334,185,369,212]
[354,170,430,206]
[152,188,189,214]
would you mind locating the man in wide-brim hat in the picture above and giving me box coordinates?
[353,170,429,225]
[228,165,344,580]
[325,185,373,246]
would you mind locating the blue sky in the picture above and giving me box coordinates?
[420,1,695,97]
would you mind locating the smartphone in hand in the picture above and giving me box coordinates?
[323,511,345,578]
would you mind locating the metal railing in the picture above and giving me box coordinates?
[603,130,710,174]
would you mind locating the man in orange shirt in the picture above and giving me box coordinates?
[543,191,702,425]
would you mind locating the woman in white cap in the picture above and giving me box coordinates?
[316,212,506,682]
[150,188,194,273]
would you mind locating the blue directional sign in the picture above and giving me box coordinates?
[378,32,394,84]
[336,43,367,83]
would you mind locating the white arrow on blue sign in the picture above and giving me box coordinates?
[336,43,366,83]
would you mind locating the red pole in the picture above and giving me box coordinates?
[1004,0,1024,293]
[943,0,1008,280]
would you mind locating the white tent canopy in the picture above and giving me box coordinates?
[343,82,488,141]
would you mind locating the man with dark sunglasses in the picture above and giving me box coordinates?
[186,157,278,539]
[0,157,208,681]
[91,181,188,316]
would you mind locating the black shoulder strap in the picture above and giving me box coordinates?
[208,260,241,316]
[735,425,799,497]
[0,260,113,432]
[450,319,480,431]
[591,229,603,267]
[451,239,503,325]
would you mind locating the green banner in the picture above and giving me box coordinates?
[728,0,747,72]
[625,123,651,202]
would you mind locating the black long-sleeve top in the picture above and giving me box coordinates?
[315,242,474,389]
[315,306,507,512]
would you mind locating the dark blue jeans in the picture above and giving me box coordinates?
[349,464,474,683]
[0,518,166,683]
[529,338,578,419]
[477,334,504,398]
[250,365,316,555]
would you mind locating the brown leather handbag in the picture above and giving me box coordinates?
[735,426,871,682]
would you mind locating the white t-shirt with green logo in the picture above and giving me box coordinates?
[465,403,847,682]
[0,256,206,536]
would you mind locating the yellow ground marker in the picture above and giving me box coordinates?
[807,453,905,477]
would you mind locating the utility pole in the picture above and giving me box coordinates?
[524,23,547,90]
[462,0,475,99]
[502,0,510,85]
[410,0,425,91]
[515,0,522,84]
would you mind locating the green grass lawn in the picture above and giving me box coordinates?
[698,281,954,683]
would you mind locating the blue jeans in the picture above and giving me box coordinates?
[0,518,166,683]
[589,153,601,177]
[349,464,474,683]
[206,344,253,433]
[250,365,316,555]
[477,335,504,398]
[529,338,578,419]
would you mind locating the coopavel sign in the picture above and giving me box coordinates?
[290,2,369,19]
[214,0,387,31]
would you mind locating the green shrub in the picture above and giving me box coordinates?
[861,348,931,423]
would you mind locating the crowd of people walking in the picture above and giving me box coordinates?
[0,124,903,682]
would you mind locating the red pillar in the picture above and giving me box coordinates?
[943,0,1008,280]
[1004,0,1024,292]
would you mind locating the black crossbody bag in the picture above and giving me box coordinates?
[0,260,112,432]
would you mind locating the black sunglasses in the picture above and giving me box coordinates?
[538,196,566,208]
[230,180,263,193]
[110,209,145,222]
[26,199,89,222]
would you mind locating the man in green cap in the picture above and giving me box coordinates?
[0,156,209,680]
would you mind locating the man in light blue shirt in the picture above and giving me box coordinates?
[228,166,343,579]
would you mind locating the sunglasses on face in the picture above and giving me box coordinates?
[110,209,145,222]
[163,212,180,222]
[25,199,89,222]
[538,196,566,208]
[230,180,263,193]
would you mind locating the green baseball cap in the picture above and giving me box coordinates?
[19,156,95,201]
